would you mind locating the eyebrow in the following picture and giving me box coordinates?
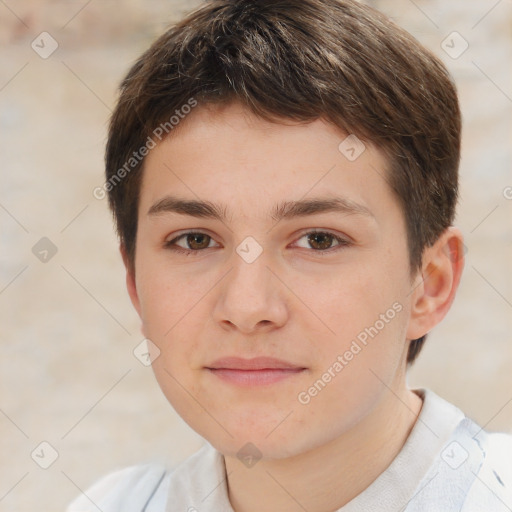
[147,195,375,222]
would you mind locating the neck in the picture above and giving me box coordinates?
[224,387,423,512]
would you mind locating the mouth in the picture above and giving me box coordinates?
[205,357,307,386]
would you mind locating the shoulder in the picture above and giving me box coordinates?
[439,420,512,510]
[405,391,512,511]
[485,430,512,459]
[463,430,512,510]
[66,463,169,512]
[65,443,222,512]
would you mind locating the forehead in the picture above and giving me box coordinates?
[139,102,398,227]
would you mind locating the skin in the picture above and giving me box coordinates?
[122,101,465,512]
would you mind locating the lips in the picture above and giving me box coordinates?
[206,356,305,370]
[205,357,307,386]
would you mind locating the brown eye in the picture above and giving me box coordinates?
[307,232,336,250]
[184,233,211,250]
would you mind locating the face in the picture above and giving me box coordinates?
[127,102,418,459]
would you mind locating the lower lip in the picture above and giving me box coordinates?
[206,368,306,386]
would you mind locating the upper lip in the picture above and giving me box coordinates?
[206,357,306,371]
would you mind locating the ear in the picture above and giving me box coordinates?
[120,244,142,318]
[406,227,465,340]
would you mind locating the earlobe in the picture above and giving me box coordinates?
[406,227,465,340]
[120,244,142,318]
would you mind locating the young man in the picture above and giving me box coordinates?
[68,0,512,510]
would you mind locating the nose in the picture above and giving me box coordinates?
[212,250,289,334]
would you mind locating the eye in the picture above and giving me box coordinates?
[164,231,219,254]
[293,230,351,253]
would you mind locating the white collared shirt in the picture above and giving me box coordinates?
[66,389,512,511]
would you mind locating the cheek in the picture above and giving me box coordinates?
[299,258,409,365]
[301,263,394,325]
[135,256,197,334]
[135,265,211,375]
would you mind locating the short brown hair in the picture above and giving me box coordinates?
[105,0,461,364]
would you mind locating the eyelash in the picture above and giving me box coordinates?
[163,230,352,256]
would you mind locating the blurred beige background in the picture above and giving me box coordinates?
[1,0,511,510]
